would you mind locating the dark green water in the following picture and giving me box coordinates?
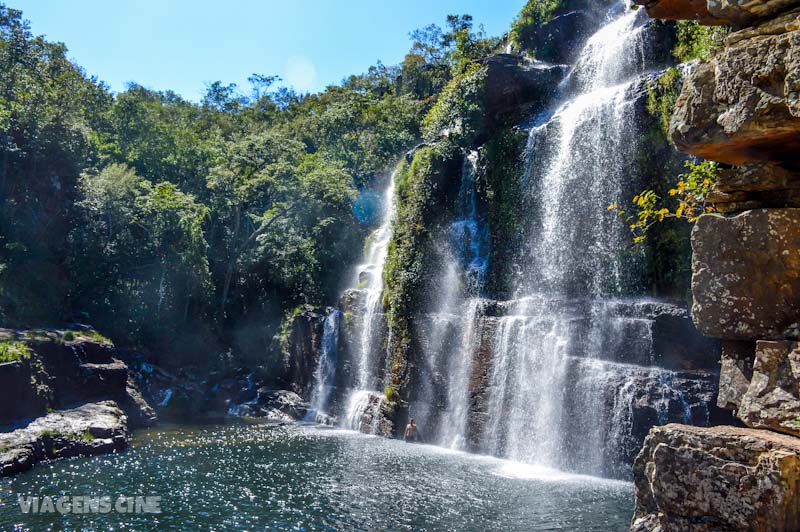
[0,422,633,531]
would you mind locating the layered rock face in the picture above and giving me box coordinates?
[0,330,156,476]
[670,7,800,165]
[632,0,800,530]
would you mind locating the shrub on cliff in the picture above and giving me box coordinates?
[421,64,488,148]
[673,21,728,62]
[509,0,563,51]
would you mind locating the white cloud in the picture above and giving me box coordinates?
[284,55,316,93]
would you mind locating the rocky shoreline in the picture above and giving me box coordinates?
[0,327,320,477]
[630,0,800,529]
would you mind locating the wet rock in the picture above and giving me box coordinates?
[0,401,128,477]
[691,209,800,340]
[229,389,309,421]
[670,10,800,166]
[346,391,394,437]
[524,11,598,64]
[738,340,800,436]
[281,309,326,395]
[478,54,566,132]
[717,340,756,410]
[120,377,158,429]
[631,424,800,531]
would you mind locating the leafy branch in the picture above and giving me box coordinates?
[609,160,719,243]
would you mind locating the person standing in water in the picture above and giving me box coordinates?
[404,418,419,442]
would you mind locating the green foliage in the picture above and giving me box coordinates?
[0,5,503,368]
[509,0,563,51]
[383,145,459,389]
[0,340,31,362]
[673,21,728,62]
[646,67,681,137]
[482,129,527,293]
[610,160,719,243]
[422,64,488,147]
[383,385,399,404]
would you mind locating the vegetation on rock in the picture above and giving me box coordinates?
[672,21,728,62]
[509,0,564,51]
[0,341,31,363]
[610,160,718,243]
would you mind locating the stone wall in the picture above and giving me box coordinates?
[630,1,800,530]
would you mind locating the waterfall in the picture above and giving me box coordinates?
[476,1,702,477]
[305,309,340,422]
[342,170,397,429]
[414,151,490,449]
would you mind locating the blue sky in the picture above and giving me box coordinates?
[11,0,525,101]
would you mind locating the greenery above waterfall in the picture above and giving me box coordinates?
[0,3,496,368]
[1,0,707,376]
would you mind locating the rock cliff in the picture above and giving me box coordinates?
[631,0,800,529]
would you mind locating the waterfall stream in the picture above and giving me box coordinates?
[306,309,340,422]
[306,0,716,479]
[342,170,397,429]
[475,1,697,477]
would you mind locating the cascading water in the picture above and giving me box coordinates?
[475,1,706,477]
[305,309,340,423]
[413,151,490,449]
[342,170,397,430]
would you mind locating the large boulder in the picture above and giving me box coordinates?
[671,9,800,167]
[634,0,720,23]
[478,54,566,131]
[708,0,800,24]
[706,164,800,213]
[691,209,800,340]
[631,424,800,531]
[738,340,800,436]
[0,361,49,425]
[0,401,128,477]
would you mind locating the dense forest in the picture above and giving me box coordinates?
[0,0,725,369]
[0,4,500,368]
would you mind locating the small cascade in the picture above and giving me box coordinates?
[341,169,398,430]
[344,389,387,435]
[437,299,481,449]
[305,309,340,422]
[449,151,489,292]
[478,298,716,477]
[352,173,397,392]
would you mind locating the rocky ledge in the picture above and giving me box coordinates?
[632,424,800,531]
[0,328,156,476]
[0,401,128,477]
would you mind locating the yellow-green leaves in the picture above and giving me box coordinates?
[609,160,718,244]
